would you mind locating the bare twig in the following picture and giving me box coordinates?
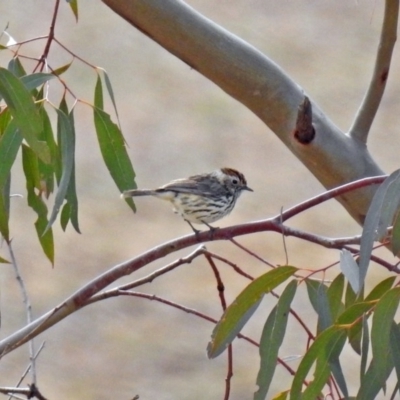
[9,342,45,400]
[229,238,276,268]
[349,0,399,142]
[279,175,387,223]
[0,383,48,400]
[203,254,232,400]
[7,241,37,384]
[36,0,61,72]
[97,291,297,376]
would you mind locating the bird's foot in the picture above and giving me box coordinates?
[203,222,219,240]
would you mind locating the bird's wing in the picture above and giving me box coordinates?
[157,175,214,195]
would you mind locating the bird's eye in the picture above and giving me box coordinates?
[232,179,238,185]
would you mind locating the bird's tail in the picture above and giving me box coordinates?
[121,189,156,198]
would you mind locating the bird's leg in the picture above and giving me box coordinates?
[185,219,201,238]
[202,221,218,240]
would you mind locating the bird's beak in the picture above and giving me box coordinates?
[243,186,253,192]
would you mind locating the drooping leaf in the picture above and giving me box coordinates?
[0,107,11,134]
[0,68,50,163]
[20,73,55,92]
[290,326,346,400]
[271,391,289,400]
[365,277,395,302]
[0,174,11,241]
[305,279,331,332]
[340,249,359,293]
[359,170,400,292]
[52,61,73,76]
[94,74,104,110]
[345,281,358,308]
[358,351,393,399]
[0,255,11,263]
[207,266,297,359]
[370,287,400,382]
[329,354,349,399]
[67,0,79,21]
[345,283,364,354]
[37,106,58,198]
[102,69,121,129]
[0,119,22,189]
[391,210,400,256]
[254,280,297,400]
[22,145,54,264]
[60,107,80,233]
[337,299,374,356]
[336,301,375,325]
[93,107,136,211]
[8,57,26,77]
[326,273,344,321]
[45,106,74,234]
[360,315,369,379]
[390,323,400,398]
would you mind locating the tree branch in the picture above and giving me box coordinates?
[349,0,399,143]
[0,176,386,357]
[100,0,390,225]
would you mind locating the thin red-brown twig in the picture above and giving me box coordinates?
[204,254,232,400]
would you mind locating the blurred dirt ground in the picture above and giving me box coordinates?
[0,1,399,399]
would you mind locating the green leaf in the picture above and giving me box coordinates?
[61,107,80,233]
[329,355,349,399]
[290,326,347,400]
[305,279,331,332]
[0,119,22,189]
[360,315,369,379]
[207,266,297,359]
[359,170,400,292]
[271,391,289,400]
[365,277,395,302]
[345,283,364,354]
[94,74,104,110]
[0,68,50,163]
[371,287,400,382]
[358,352,393,399]
[254,280,297,400]
[327,273,344,321]
[391,210,400,256]
[22,145,54,264]
[0,255,11,263]
[340,249,359,293]
[37,106,58,198]
[345,280,358,308]
[0,107,12,134]
[0,174,11,241]
[336,300,375,325]
[67,0,79,21]
[52,61,73,76]
[103,69,121,128]
[93,106,136,211]
[8,57,26,77]
[20,73,55,92]
[390,323,400,398]
[45,107,74,234]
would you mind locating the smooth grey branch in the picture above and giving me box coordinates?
[349,0,399,143]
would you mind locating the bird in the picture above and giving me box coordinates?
[122,167,253,234]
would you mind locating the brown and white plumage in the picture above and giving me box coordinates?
[122,168,252,232]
